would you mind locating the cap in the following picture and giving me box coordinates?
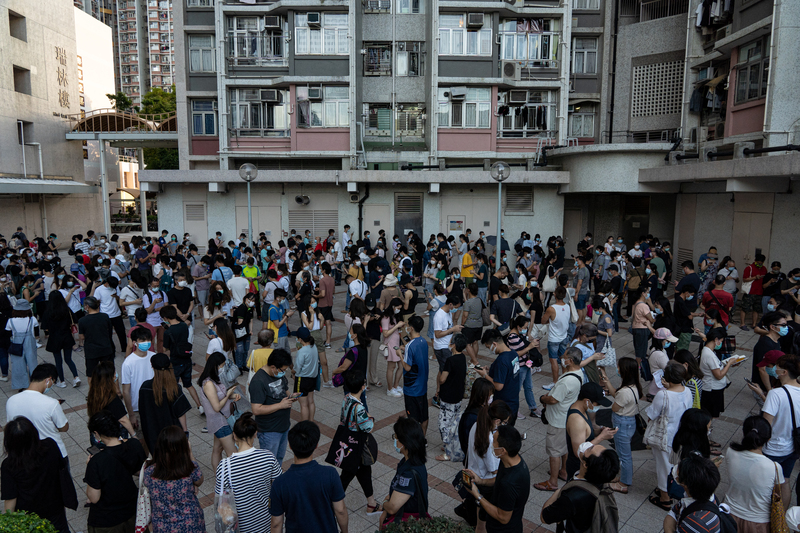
[757,349,785,368]
[151,353,171,371]
[654,327,678,343]
[578,382,613,407]
[400,274,413,286]
[384,274,398,287]
[293,327,311,341]
[13,300,31,312]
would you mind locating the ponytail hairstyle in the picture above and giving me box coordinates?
[233,412,258,441]
[474,400,512,459]
[730,415,772,452]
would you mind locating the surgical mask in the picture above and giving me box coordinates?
[531,281,538,287]
[246,301,254,308]
[574,261,579,267]
[645,268,652,275]
[66,281,74,287]
[705,319,715,326]
[520,328,528,336]
[714,341,723,350]
[46,255,53,260]
[587,403,600,413]
[489,343,497,354]
[178,281,188,288]
[172,237,177,241]
[777,325,789,337]
[501,232,505,236]
[44,380,52,395]
[138,341,151,351]
[310,302,318,309]
[686,295,694,301]
[454,274,460,279]
[437,263,442,268]
[218,289,224,294]
[276,371,286,378]
[767,304,776,312]
[394,308,401,314]
[491,447,503,459]
[596,249,601,254]
[766,366,778,378]
[393,438,403,454]
[664,341,671,349]
[634,245,640,250]
[618,239,623,243]
[355,261,361,266]
[664,248,670,252]
[655,307,663,315]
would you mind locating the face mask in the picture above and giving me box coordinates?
[32,271,39,276]
[664,341,671,349]
[795,277,800,282]
[393,438,403,454]
[138,342,151,351]
[574,261,579,267]
[430,260,435,265]
[767,304,776,312]
[634,245,640,250]
[66,281,74,287]
[355,261,361,266]
[46,255,53,260]
[491,447,503,459]
[178,281,188,288]
[655,307,663,315]
[394,308,401,315]
[586,402,600,413]
[645,268,652,275]
[664,248,670,252]
[618,239,623,243]
[489,343,497,354]
[596,249,601,254]
[276,371,286,378]
[501,232,505,236]
[450,307,458,314]
[686,295,694,301]
[246,301,254,308]
[520,328,528,336]
[44,380,52,395]
[766,366,778,378]
[714,341,723,350]
[777,325,789,337]
[454,274,460,279]
[705,318,714,326]
[218,289,224,294]
[437,264,442,268]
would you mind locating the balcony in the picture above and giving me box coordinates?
[226,35,288,68]
[364,0,391,13]
[619,0,690,23]
[364,44,392,76]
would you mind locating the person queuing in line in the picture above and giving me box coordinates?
[137,352,192,456]
[197,352,238,472]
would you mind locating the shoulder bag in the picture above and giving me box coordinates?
[597,335,617,368]
[215,458,239,533]
[542,268,557,293]
[631,386,647,435]
[332,347,359,388]
[8,318,31,357]
[771,463,789,533]
[741,266,754,295]
[643,391,670,451]
[480,299,492,327]
[782,386,800,453]
[134,466,152,533]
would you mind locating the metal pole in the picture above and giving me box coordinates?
[497,180,502,265]
[139,148,147,237]
[99,140,111,237]
[247,179,253,248]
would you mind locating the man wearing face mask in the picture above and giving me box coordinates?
[477,329,521,426]
[5,363,70,459]
[565,383,617,480]
[432,295,463,407]
[249,349,300,463]
[751,312,788,396]
[779,267,800,307]
[121,328,155,432]
[673,285,701,352]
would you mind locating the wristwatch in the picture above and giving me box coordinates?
[476,495,483,505]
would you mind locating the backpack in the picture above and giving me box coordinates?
[678,499,737,533]
[560,479,619,533]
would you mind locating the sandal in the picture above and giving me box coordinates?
[609,482,629,494]
[371,381,383,388]
[534,481,559,492]
[649,494,672,510]
[366,503,383,516]
[435,453,451,461]
[709,440,722,448]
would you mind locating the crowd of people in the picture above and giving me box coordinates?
[0,224,800,533]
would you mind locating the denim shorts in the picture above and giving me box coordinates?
[576,293,589,310]
[214,424,233,439]
[764,451,797,480]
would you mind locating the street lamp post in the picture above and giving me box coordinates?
[238,163,258,246]
[490,161,511,266]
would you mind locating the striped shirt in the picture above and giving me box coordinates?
[74,241,90,255]
[670,498,721,533]
[216,447,282,533]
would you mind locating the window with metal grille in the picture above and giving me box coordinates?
[631,60,682,117]
[185,204,206,221]
[364,43,392,76]
[396,194,422,213]
[505,187,533,213]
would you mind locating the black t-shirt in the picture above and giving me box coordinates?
[78,312,115,359]
[554,246,565,269]
[489,276,502,300]
[166,287,193,314]
[762,272,786,297]
[490,298,521,325]
[752,336,781,390]
[676,272,701,293]
[249,369,290,433]
[439,353,467,404]
[1,438,65,526]
[137,380,192,454]
[343,346,368,393]
[486,458,530,533]
[458,408,480,457]
[388,459,428,518]
[541,482,601,533]
[232,304,252,337]
[84,439,147,527]
[163,322,191,363]
[674,296,694,333]
[609,276,622,296]
[365,313,382,341]
[101,395,129,421]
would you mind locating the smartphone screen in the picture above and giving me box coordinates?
[462,470,472,489]
[87,445,101,456]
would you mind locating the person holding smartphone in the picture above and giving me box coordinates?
[197,352,239,473]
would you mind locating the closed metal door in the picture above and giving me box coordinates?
[394,193,423,241]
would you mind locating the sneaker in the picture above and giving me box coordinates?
[324,343,332,349]
[72,377,81,388]
[56,380,67,388]
[198,406,205,416]
[387,389,402,398]
[36,342,42,348]
[542,382,554,391]
[322,380,334,388]
[517,411,526,420]
[201,426,208,433]
[530,408,542,419]
[431,395,441,408]
[740,325,750,331]
[532,366,542,374]
[0,375,7,382]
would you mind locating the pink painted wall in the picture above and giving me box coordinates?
[296,129,350,151]
[191,137,219,155]
[229,137,291,151]
[725,48,766,138]
[438,129,493,151]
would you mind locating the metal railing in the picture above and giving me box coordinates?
[364,46,392,76]
[619,0,689,22]
[66,108,177,133]
[600,129,678,143]
[226,35,288,67]
[364,0,391,12]
[229,127,291,138]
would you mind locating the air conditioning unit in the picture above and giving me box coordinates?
[715,24,731,42]
[502,61,521,81]
[508,89,527,103]
[467,13,484,27]
[307,12,321,26]
[349,193,360,203]
[699,126,709,143]
[307,87,322,100]
[260,89,279,102]
[263,15,281,28]
[448,86,467,100]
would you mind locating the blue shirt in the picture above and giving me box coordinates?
[270,460,345,533]
[269,304,288,338]
[211,266,233,283]
[403,337,429,397]
[489,350,521,412]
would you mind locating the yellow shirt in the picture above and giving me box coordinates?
[348,265,364,281]
[247,347,273,370]
[461,253,474,277]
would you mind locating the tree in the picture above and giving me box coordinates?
[140,86,179,170]
[106,91,134,112]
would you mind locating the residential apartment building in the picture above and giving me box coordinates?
[141,0,800,272]
[0,0,103,238]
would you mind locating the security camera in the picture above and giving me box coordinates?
[295,195,310,205]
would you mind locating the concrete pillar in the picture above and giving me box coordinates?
[99,140,111,236]
[139,147,148,237]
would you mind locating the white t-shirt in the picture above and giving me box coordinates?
[467,424,500,481]
[120,285,143,317]
[61,288,82,313]
[121,351,155,412]
[699,347,728,391]
[333,242,343,262]
[763,385,800,456]
[645,388,694,449]
[261,280,279,305]
[6,390,70,457]
[207,337,232,360]
[724,448,783,523]
[432,308,453,350]
[349,279,368,300]
[94,285,121,318]
[228,276,250,308]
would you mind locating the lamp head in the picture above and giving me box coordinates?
[238,163,258,182]
[490,161,511,182]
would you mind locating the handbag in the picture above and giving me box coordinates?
[325,402,371,471]
[771,463,789,533]
[481,301,492,327]
[379,344,389,358]
[530,322,549,340]
[597,336,617,367]
[221,356,241,387]
[643,391,670,451]
[227,400,241,430]
[542,269,557,293]
[134,464,152,533]
[631,386,647,435]
[215,459,239,533]
[741,266,754,294]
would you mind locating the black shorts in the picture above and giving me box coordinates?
[404,394,429,423]
[85,354,114,378]
[294,375,317,395]
[462,326,483,344]
[173,361,193,387]
[318,306,334,321]
[701,388,725,418]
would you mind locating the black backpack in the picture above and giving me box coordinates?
[678,500,737,533]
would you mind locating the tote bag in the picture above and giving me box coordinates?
[134,465,152,533]
[643,391,670,451]
[597,336,617,367]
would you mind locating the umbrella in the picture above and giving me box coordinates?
[484,235,510,251]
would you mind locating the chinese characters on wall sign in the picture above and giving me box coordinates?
[55,45,70,108]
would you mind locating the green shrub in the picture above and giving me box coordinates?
[378,516,474,533]
[0,510,58,533]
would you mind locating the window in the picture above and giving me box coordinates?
[396,42,424,76]
[17,121,33,144]
[188,35,214,72]
[573,0,599,8]
[230,88,290,137]
[364,0,391,13]
[365,103,392,136]
[192,100,216,135]
[294,13,348,55]
[498,90,556,138]
[439,15,491,56]
[364,103,425,136]
[568,103,596,137]
[297,86,349,128]
[499,19,559,66]
[13,66,31,95]
[396,0,422,14]
[9,11,27,41]
[364,43,392,76]
[437,87,491,128]
[572,38,597,74]
[735,36,769,104]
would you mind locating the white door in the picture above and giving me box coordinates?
[183,202,208,253]
[364,204,391,236]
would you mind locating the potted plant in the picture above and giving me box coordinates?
[378,516,474,533]
[0,510,58,533]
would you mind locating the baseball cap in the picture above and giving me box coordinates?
[151,353,171,370]
[756,349,785,368]
[654,327,678,343]
[578,382,612,407]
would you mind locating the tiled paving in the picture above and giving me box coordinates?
[0,285,780,533]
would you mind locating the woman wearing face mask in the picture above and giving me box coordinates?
[600,357,642,493]
[0,293,13,381]
[382,298,406,397]
[422,257,438,300]
[207,316,236,366]
[647,328,677,398]
[672,349,704,409]
[463,401,512,533]
[652,297,678,358]
[292,327,319,421]
[380,417,430,527]
[630,286,655,381]
[198,352,239,472]
[232,292,256,372]
[698,328,735,431]
[203,286,227,328]
[301,294,331,386]
[6,300,39,390]
[565,383,617,481]
[445,267,465,301]
[87,360,135,444]
[668,408,718,499]
[332,324,371,408]
[44,291,80,388]
[512,264,528,292]
[143,277,169,353]
[591,295,614,351]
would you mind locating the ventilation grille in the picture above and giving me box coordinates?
[505,187,534,212]
[287,210,339,239]
[396,194,422,214]
[631,60,683,117]
[675,247,693,283]
[185,204,206,221]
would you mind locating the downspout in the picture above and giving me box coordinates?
[391,4,396,146]
[17,120,27,177]
[357,183,370,239]
[761,0,779,147]
[27,142,46,236]
[606,0,620,143]
[356,121,368,168]
[679,0,695,145]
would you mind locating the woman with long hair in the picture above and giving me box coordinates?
[207,316,236,366]
[600,357,642,494]
[380,417,430,527]
[203,287,226,327]
[672,408,713,460]
[86,360,135,442]
[457,378,495,460]
[143,276,168,352]
[143,426,205,533]
[591,294,614,352]
[332,324,371,408]
[137,353,192,454]
[301,293,331,386]
[197,352,238,472]
[215,413,282,533]
[653,296,678,358]
[45,291,80,388]
[1,417,70,533]
[382,298,405,397]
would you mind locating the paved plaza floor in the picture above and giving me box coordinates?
[0,284,779,533]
